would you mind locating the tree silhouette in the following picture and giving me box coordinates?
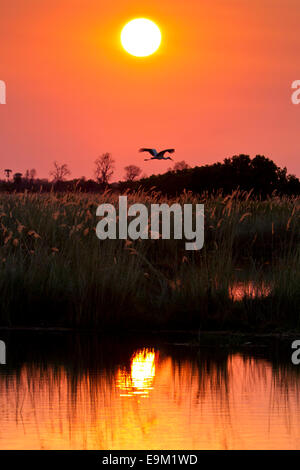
[125,154,300,196]
[173,160,190,171]
[29,168,37,180]
[124,164,142,182]
[50,161,71,182]
[94,153,115,185]
[25,169,37,182]
[13,173,23,186]
[4,169,12,180]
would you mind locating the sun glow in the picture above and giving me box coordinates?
[117,348,156,397]
[121,18,161,57]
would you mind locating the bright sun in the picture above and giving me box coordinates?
[121,18,161,57]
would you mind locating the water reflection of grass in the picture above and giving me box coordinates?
[1,335,300,449]
[0,190,299,331]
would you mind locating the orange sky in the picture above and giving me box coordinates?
[1,0,300,181]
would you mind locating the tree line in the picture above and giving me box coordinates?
[1,153,299,196]
[120,154,300,196]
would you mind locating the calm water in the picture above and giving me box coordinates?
[0,333,299,450]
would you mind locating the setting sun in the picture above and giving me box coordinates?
[121,18,161,57]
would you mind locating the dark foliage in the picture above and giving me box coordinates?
[120,154,300,196]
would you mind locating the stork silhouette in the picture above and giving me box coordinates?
[139,148,175,161]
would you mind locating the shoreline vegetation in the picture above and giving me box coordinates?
[0,189,299,332]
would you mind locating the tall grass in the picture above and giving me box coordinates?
[0,190,299,331]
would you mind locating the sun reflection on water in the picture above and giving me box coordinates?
[116,348,156,397]
[1,345,300,449]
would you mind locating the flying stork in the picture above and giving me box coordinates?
[139,148,175,161]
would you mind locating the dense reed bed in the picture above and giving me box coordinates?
[0,190,299,331]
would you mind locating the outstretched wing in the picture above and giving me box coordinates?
[139,148,156,156]
[157,149,175,157]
